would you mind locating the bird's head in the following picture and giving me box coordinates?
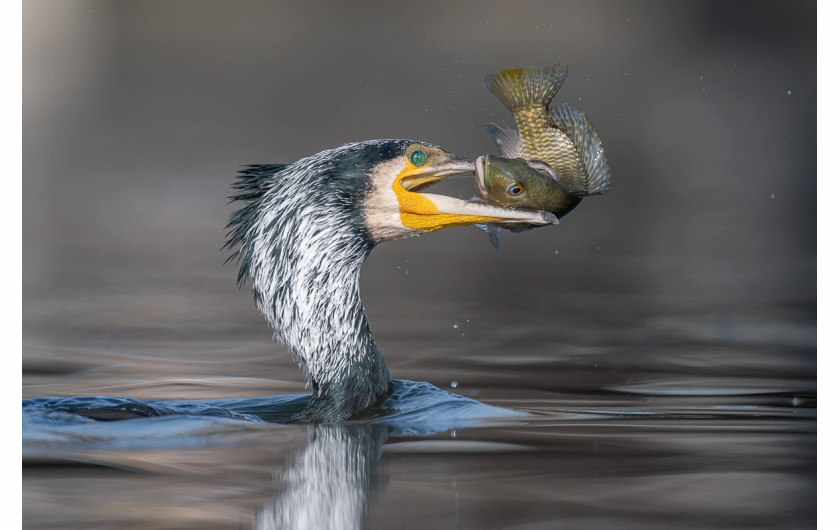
[363,140,556,242]
[227,140,557,284]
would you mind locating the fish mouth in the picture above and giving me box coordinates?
[394,152,558,231]
[474,155,488,193]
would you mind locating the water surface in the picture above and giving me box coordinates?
[23,267,816,529]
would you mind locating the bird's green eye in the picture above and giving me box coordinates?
[408,149,427,167]
[507,182,524,196]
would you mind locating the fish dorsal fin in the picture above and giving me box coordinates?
[485,64,569,111]
[484,124,521,158]
[551,103,611,196]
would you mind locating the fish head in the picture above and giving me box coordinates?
[475,154,583,218]
[475,154,556,206]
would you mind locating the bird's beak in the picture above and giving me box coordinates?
[395,153,558,232]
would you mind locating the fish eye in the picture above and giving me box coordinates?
[408,149,427,167]
[507,182,524,196]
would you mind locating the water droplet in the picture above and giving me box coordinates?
[770,193,775,199]
[787,89,792,95]
[450,381,459,388]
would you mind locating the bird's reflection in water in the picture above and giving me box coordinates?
[22,380,520,529]
[256,380,524,529]
[253,380,521,529]
[256,423,389,530]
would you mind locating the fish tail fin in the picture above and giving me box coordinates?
[476,223,501,249]
[484,124,520,158]
[485,64,568,111]
[551,103,611,195]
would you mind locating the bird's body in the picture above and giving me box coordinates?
[227,140,557,422]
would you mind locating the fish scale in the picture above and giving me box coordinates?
[514,108,586,185]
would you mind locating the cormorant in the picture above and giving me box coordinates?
[226,140,557,422]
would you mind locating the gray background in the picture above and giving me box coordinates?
[23,0,815,390]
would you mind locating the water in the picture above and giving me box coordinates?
[22,264,816,528]
[23,2,816,528]
[23,390,815,529]
[24,382,816,530]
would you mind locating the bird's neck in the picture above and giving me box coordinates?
[250,215,391,421]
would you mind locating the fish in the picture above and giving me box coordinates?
[474,64,611,247]
[474,154,582,248]
[484,64,611,197]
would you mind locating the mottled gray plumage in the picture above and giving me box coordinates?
[225,139,558,422]
[226,141,415,422]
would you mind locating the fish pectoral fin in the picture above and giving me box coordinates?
[475,223,501,249]
[485,124,521,158]
[551,103,612,196]
[488,226,501,249]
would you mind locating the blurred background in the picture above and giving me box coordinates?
[23,0,815,396]
[22,1,816,528]
[23,0,817,395]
